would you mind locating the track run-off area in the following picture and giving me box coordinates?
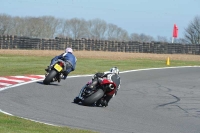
[1,66,200,133]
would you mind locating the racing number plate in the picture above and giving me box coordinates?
[54,64,62,72]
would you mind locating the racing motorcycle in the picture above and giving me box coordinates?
[74,78,117,106]
[43,59,66,85]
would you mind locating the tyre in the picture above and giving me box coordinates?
[43,70,57,85]
[82,89,104,106]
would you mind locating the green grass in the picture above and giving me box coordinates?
[0,54,200,133]
[1,54,200,76]
[0,113,96,133]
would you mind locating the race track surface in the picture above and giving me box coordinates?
[1,67,200,133]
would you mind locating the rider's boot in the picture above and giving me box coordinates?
[97,95,112,107]
[57,76,61,82]
[104,95,112,105]
[45,66,51,72]
[96,98,104,107]
[62,71,69,80]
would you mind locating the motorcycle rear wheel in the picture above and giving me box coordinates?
[82,89,104,106]
[43,70,57,85]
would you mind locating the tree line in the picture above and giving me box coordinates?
[0,13,199,44]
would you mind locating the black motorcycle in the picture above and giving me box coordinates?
[43,59,66,85]
[74,78,117,106]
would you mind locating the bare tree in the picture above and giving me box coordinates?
[114,27,129,41]
[40,16,61,38]
[23,16,58,38]
[106,24,129,41]
[157,36,168,42]
[129,33,140,41]
[10,16,26,36]
[7,16,61,38]
[140,33,154,42]
[0,14,12,35]
[56,18,69,38]
[175,38,188,44]
[130,33,154,42]
[107,23,118,40]
[25,17,45,37]
[86,18,107,40]
[184,16,200,44]
[0,13,162,42]
[64,18,87,39]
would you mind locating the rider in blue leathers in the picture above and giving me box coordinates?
[45,48,77,79]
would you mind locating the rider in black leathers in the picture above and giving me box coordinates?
[74,67,121,107]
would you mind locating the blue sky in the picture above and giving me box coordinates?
[1,0,199,38]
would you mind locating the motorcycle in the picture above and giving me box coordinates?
[74,78,117,106]
[43,59,66,85]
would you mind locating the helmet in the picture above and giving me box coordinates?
[110,67,119,75]
[65,48,73,53]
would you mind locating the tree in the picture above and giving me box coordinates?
[156,36,168,42]
[184,16,200,44]
[107,24,118,40]
[106,24,129,41]
[0,14,12,35]
[10,16,24,36]
[130,33,154,42]
[86,18,107,40]
[64,18,87,39]
[40,16,61,38]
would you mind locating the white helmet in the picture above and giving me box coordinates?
[65,47,73,53]
[110,67,119,75]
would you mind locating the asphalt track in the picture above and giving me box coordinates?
[1,66,200,133]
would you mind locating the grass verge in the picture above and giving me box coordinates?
[1,54,200,76]
[0,113,96,133]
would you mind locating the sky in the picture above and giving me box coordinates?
[0,0,199,39]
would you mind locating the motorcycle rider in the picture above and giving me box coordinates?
[74,67,121,107]
[45,47,77,80]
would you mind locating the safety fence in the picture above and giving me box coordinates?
[0,35,200,54]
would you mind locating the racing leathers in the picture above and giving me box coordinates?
[47,52,77,79]
[75,71,121,107]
